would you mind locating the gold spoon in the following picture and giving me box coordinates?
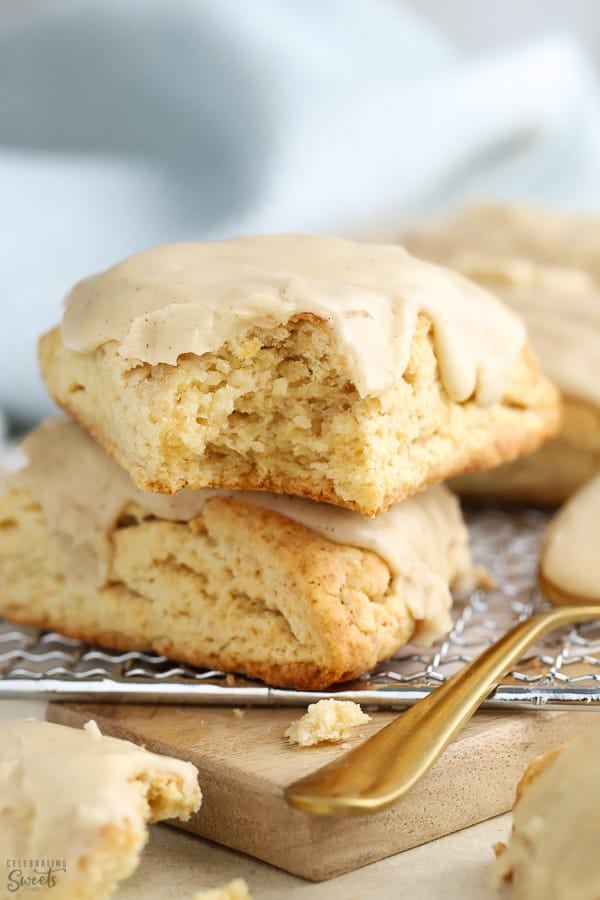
[285,592,600,817]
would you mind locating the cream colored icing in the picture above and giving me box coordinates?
[0,718,201,891]
[408,202,600,282]
[492,727,600,899]
[450,252,600,409]
[541,473,600,600]
[407,202,600,409]
[14,420,475,644]
[61,234,526,405]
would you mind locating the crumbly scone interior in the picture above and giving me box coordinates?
[39,312,559,513]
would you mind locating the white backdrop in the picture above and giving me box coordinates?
[1,0,600,427]
[408,0,600,64]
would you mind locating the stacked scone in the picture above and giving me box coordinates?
[0,235,560,688]
[405,202,600,503]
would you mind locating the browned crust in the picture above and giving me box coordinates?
[514,745,565,806]
[1,599,360,690]
[562,392,600,423]
[494,741,566,875]
[0,612,382,693]
[0,489,417,691]
[453,394,600,505]
[537,569,598,608]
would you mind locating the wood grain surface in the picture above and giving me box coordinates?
[47,701,592,881]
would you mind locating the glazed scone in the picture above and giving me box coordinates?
[492,728,600,899]
[0,718,201,900]
[284,699,370,747]
[539,473,600,604]
[405,202,600,282]
[405,203,600,502]
[0,420,478,690]
[193,879,252,900]
[39,234,559,515]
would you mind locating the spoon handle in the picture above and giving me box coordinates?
[285,603,600,816]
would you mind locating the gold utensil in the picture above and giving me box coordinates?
[285,600,600,816]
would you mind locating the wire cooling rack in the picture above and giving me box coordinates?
[2,507,600,708]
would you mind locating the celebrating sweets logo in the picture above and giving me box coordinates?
[5,860,67,893]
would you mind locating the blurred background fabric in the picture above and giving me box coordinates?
[2,0,600,426]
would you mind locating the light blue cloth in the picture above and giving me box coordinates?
[2,0,600,425]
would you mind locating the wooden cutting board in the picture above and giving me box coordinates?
[47,702,591,882]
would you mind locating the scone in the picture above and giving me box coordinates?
[539,473,600,605]
[492,729,600,899]
[405,201,600,281]
[405,202,600,503]
[39,234,559,515]
[1,718,201,900]
[0,419,478,690]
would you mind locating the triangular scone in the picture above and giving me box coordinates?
[38,234,559,515]
[492,728,600,899]
[0,719,201,900]
[0,420,478,690]
[405,203,600,503]
[539,473,600,605]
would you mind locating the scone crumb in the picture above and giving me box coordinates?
[475,565,496,591]
[284,699,371,747]
[193,877,252,900]
[83,719,102,737]
[493,841,507,859]
[232,708,245,719]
